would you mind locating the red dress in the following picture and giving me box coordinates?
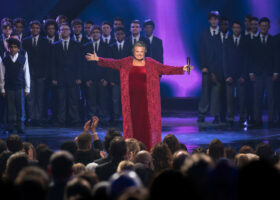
[98,57,184,150]
[129,66,152,149]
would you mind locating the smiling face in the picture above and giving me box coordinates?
[133,46,145,60]
[259,21,270,35]
[130,23,141,36]
[30,24,41,36]
[72,24,82,36]
[9,44,19,56]
[60,25,71,39]
[102,24,112,37]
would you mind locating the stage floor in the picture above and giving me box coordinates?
[1,111,280,153]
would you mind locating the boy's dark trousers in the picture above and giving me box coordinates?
[6,89,24,131]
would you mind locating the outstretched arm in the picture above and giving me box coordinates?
[155,59,192,75]
[85,51,122,70]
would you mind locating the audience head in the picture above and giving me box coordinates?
[15,166,49,200]
[64,177,92,200]
[77,132,92,151]
[151,143,173,173]
[0,151,12,179]
[162,134,181,154]
[117,160,135,173]
[208,139,224,162]
[109,171,142,199]
[208,11,220,28]
[72,163,86,175]
[109,136,127,162]
[77,171,99,189]
[13,18,25,35]
[92,181,110,200]
[224,147,236,162]
[23,142,36,161]
[134,150,154,170]
[239,145,255,154]
[60,140,77,157]
[49,150,74,182]
[0,139,7,154]
[173,150,190,170]
[235,153,259,168]
[125,138,140,161]
[256,142,274,163]
[118,187,148,200]
[192,146,206,154]
[6,134,23,153]
[104,129,122,153]
[6,152,29,182]
[130,20,142,36]
[36,145,53,171]
[134,163,154,187]
[44,19,58,37]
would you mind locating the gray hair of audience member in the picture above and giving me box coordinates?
[181,153,214,175]
[173,150,190,170]
[49,150,74,181]
[134,150,154,170]
[235,153,259,168]
[64,177,92,200]
[6,152,29,182]
[86,162,98,173]
[15,166,50,200]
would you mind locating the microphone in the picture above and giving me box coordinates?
[187,57,191,75]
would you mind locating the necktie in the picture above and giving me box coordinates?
[261,36,264,44]
[64,41,67,51]
[105,38,108,44]
[213,30,216,36]
[33,37,37,47]
[133,38,137,45]
[95,42,98,52]
[234,38,237,46]
[118,44,121,52]
[77,35,80,42]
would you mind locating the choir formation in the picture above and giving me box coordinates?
[0,16,163,134]
[198,11,280,129]
[1,11,280,134]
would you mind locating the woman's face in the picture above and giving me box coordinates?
[133,46,145,60]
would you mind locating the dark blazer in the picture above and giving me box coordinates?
[274,33,280,71]
[0,36,7,58]
[102,36,116,46]
[211,33,229,81]
[199,28,218,70]
[72,34,91,45]
[83,40,110,82]
[127,35,151,57]
[224,35,247,79]
[107,40,132,84]
[95,160,121,181]
[22,35,50,79]
[249,35,277,75]
[148,35,163,63]
[51,39,83,86]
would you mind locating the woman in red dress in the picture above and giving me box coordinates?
[86,41,191,150]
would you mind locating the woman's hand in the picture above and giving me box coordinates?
[183,65,194,72]
[85,51,99,61]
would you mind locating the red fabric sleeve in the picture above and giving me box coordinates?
[97,57,122,70]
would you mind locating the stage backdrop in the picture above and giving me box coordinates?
[0,0,280,97]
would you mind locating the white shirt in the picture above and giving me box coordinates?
[210,27,219,36]
[0,52,31,93]
[32,34,39,46]
[132,34,140,44]
[233,35,241,46]
[220,32,229,43]
[102,35,111,44]
[47,35,55,44]
[250,31,259,40]
[62,38,70,50]
[260,34,268,44]
[93,39,100,52]
[74,34,82,42]
[148,34,154,44]
[244,30,250,36]
[116,40,124,51]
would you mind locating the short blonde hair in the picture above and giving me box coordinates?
[117,160,135,173]
[132,41,147,53]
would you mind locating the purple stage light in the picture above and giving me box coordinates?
[152,0,201,97]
